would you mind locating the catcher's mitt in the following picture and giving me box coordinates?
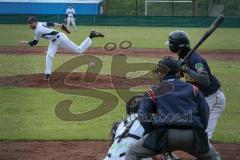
[61,24,71,34]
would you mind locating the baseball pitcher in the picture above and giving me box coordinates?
[65,4,77,31]
[18,16,104,80]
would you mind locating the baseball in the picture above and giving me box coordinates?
[88,62,96,67]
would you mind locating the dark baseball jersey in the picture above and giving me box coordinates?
[183,52,221,96]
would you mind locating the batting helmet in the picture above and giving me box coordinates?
[165,30,190,53]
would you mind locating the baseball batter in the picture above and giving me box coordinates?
[65,4,77,31]
[165,30,226,139]
[18,16,104,80]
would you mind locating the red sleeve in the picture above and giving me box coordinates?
[193,85,199,96]
[147,89,157,103]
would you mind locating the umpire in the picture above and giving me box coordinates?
[125,56,221,160]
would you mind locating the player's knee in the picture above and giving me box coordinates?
[46,53,54,59]
[125,147,137,160]
[76,48,84,54]
[216,99,226,114]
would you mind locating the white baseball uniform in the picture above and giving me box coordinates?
[205,89,226,139]
[66,8,77,31]
[104,114,152,160]
[33,22,92,74]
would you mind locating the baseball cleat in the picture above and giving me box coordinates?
[170,152,180,160]
[163,152,180,160]
[44,74,50,81]
[89,29,104,38]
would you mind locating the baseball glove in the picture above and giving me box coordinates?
[61,24,71,34]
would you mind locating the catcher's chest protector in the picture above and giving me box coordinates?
[104,114,145,160]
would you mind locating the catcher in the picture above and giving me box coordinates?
[104,95,146,160]
[104,94,179,160]
[18,16,104,80]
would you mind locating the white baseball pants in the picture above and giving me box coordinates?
[205,89,226,139]
[45,32,92,74]
[67,16,77,31]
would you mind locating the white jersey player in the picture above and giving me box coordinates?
[104,95,152,160]
[18,16,104,80]
[104,95,180,160]
[66,4,77,31]
[104,114,145,160]
[104,95,146,160]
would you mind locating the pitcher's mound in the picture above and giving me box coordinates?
[0,72,157,89]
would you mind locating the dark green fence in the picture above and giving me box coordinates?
[0,14,240,28]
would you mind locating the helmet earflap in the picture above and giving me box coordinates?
[169,44,179,53]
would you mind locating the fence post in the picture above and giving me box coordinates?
[21,15,24,24]
[93,16,96,25]
[129,16,132,26]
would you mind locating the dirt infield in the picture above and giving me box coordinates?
[1,46,240,61]
[0,141,239,160]
[0,72,157,89]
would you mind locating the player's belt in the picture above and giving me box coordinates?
[42,31,59,38]
[52,35,60,42]
[107,152,125,158]
[115,134,141,140]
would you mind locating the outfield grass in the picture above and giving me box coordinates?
[0,54,240,143]
[0,24,240,143]
[0,24,240,49]
[0,87,126,140]
[0,54,157,77]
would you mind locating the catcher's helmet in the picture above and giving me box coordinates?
[126,94,144,115]
[165,30,190,53]
[27,16,37,24]
[153,56,180,80]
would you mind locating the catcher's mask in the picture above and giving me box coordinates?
[165,30,190,53]
[153,56,180,81]
[126,94,144,115]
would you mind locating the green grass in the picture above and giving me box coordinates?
[0,87,126,140]
[0,53,240,143]
[0,24,240,49]
[0,24,240,143]
[0,54,157,77]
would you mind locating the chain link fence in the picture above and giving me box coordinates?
[1,14,240,28]
[101,0,240,17]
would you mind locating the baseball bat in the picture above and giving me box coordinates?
[182,14,225,63]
